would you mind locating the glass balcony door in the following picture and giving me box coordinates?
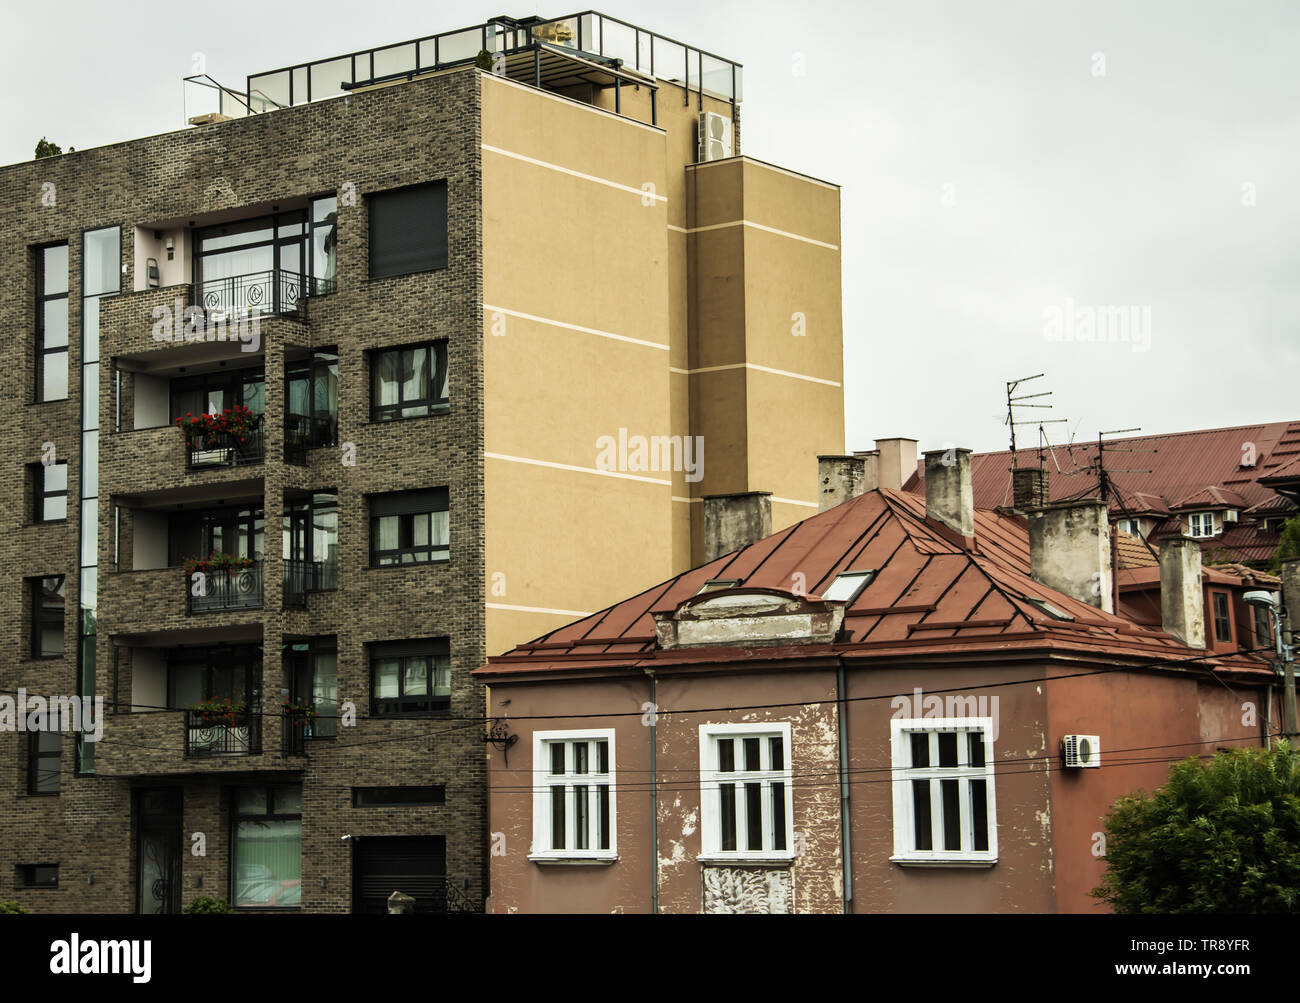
[195,211,306,315]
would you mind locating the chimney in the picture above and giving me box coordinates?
[1027,499,1113,612]
[1159,537,1205,648]
[1012,466,1050,512]
[818,455,867,512]
[923,448,974,539]
[876,437,919,491]
[854,450,881,491]
[703,491,772,561]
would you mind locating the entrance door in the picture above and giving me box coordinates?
[137,788,182,914]
[353,836,446,914]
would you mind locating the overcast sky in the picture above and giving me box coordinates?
[4,0,1296,455]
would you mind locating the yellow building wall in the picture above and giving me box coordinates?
[481,74,676,656]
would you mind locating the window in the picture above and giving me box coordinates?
[353,785,446,807]
[370,341,448,421]
[1213,592,1232,643]
[1117,518,1143,538]
[33,461,68,522]
[822,569,876,602]
[697,579,741,593]
[368,181,448,278]
[35,243,69,402]
[170,367,265,421]
[369,638,450,716]
[699,724,793,861]
[890,718,997,865]
[531,731,616,861]
[1254,605,1274,649]
[1187,512,1215,538]
[285,637,338,738]
[369,488,449,566]
[29,576,65,658]
[232,785,301,909]
[169,506,264,567]
[283,492,338,594]
[18,865,58,888]
[286,349,339,447]
[28,718,61,795]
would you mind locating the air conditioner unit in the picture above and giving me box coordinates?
[1223,509,1239,523]
[1062,735,1101,769]
[697,111,733,163]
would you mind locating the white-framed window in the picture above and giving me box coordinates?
[1186,512,1216,538]
[890,718,997,866]
[698,723,794,862]
[530,730,616,863]
[1116,518,1142,538]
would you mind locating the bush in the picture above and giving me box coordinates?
[0,901,31,914]
[1092,742,1300,913]
[182,895,235,914]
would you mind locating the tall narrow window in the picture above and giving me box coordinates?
[35,243,69,402]
[699,724,793,860]
[30,576,65,659]
[532,731,616,860]
[33,461,68,523]
[232,785,302,909]
[1213,592,1232,643]
[890,718,997,865]
[28,717,61,795]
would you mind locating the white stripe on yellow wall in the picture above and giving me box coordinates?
[481,143,668,202]
[485,451,673,486]
[668,362,841,388]
[487,602,595,617]
[484,304,670,351]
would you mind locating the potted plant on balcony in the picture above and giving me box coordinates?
[282,699,318,724]
[183,552,257,577]
[188,695,248,728]
[176,405,259,464]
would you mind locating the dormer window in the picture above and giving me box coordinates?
[1187,512,1215,538]
[821,570,876,603]
[1116,518,1143,539]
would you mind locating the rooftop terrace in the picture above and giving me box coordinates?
[185,11,742,129]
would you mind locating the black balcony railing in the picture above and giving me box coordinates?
[193,269,336,318]
[186,415,266,469]
[187,562,264,614]
[284,413,338,465]
[282,559,337,608]
[185,705,262,756]
[282,711,307,756]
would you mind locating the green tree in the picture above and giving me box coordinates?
[474,49,495,71]
[34,137,62,159]
[1269,514,1300,572]
[1092,743,1300,913]
[0,901,31,914]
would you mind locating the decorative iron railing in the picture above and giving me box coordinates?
[193,269,336,318]
[186,415,266,469]
[284,413,338,465]
[187,562,264,614]
[282,559,337,607]
[185,705,262,756]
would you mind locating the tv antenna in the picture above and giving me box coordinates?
[1005,374,1067,469]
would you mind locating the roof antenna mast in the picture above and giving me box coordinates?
[1005,374,1066,471]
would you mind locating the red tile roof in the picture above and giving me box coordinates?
[478,490,1271,679]
[1170,485,1249,511]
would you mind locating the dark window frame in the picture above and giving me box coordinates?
[168,505,265,567]
[369,340,449,422]
[367,181,449,279]
[18,864,59,888]
[1213,591,1232,643]
[27,720,61,796]
[352,785,446,807]
[32,460,69,523]
[230,784,302,911]
[368,488,449,566]
[169,367,266,423]
[35,243,69,404]
[369,638,451,717]
[29,575,65,660]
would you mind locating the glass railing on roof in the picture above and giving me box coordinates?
[242,11,741,113]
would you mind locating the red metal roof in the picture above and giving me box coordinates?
[478,490,1270,679]
[905,421,1298,564]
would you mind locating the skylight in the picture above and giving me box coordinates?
[822,570,876,603]
[697,579,742,594]
[1027,597,1074,621]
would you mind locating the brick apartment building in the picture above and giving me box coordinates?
[0,13,845,912]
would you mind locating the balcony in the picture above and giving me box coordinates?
[194,269,336,319]
[282,559,337,607]
[284,413,338,465]
[186,704,263,756]
[187,562,264,614]
[185,415,266,470]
